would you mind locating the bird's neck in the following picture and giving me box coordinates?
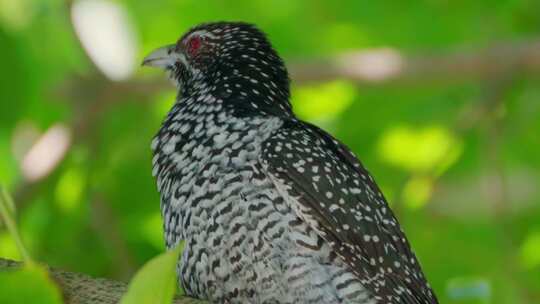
[178,69,293,119]
[154,92,283,170]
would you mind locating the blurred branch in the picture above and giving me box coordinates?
[290,40,540,85]
[14,40,540,211]
[390,67,517,216]
[0,258,205,304]
[53,40,540,106]
[476,74,537,302]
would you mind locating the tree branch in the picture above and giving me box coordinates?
[0,258,204,304]
[51,40,540,109]
[289,40,540,85]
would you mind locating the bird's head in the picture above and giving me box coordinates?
[143,22,291,115]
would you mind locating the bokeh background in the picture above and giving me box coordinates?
[1,0,540,303]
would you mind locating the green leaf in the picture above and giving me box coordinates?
[292,80,357,123]
[402,176,434,210]
[120,243,184,304]
[377,125,462,174]
[0,185,32,263]
[0,263,63,304]
[521,231,540,269]
[0,186,15,216]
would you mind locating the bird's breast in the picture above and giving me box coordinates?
[151,109,283,241]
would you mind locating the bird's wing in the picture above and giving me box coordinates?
[259,119,437,304]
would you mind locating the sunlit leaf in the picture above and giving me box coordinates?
[0,186,31,263]
[0,232,20,260]
[403,176,434,209]
[120,243,184,304]
[0,263,63,304]
[377,125,462,174]
[141,212,165,250]
[520,231,540,269]
[0,0,35,31]
[292,80,357,123]
[55,167,86,213]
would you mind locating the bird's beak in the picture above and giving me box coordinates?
[142,44,177,68]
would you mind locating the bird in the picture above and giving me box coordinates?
[143,21,438,304]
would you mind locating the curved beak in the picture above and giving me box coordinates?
[142,44,177,68]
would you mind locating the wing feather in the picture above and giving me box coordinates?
[259,120,437,304]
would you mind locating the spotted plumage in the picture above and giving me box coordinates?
[144,21,438,304]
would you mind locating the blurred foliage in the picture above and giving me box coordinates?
[0,0,539,303]
[0,187,61,304]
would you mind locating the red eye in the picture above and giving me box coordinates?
[187,36,202,55]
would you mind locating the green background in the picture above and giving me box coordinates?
[1,0,539,303]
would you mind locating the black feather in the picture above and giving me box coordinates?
[261,119,438,303]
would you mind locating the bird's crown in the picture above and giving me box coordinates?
[143,22,292,116]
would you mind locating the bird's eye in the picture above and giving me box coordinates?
[187,36,202,56]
